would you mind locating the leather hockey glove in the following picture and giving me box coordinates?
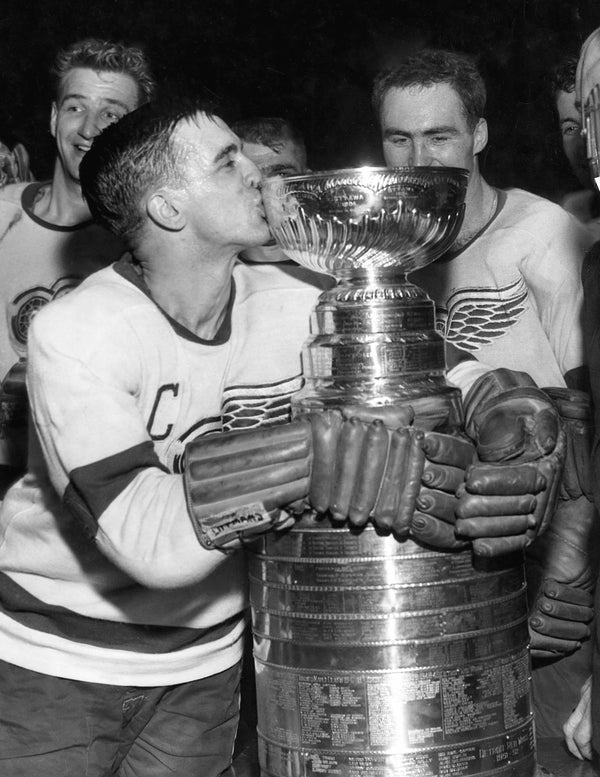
[455,369,566,557]
[525,388,598,658]
[184,405,477,551]
[184,420,312,550]
[307,405,475,548]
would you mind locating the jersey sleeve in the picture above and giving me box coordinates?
[521,210,592,381]
[26,307,234,589]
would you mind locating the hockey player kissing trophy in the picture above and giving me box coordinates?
[2,95,592,777]
[184,166,587,777]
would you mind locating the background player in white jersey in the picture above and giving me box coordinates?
[373,47,597,742]
[0,94,564,776]
[0,38,155,494]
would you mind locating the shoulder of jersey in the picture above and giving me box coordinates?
[234,260,331,298]
[0,181,29,200]
[0,182,29,215]
[504,186,581,219]
[500,186,593,237]
[36,265,152,328]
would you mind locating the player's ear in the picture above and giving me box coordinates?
[147,190,185,232]
[473,118,488,155]
[50,103,58,139]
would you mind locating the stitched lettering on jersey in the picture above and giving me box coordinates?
[221,378,302,431]
[166,374,304,474]
[9,276,82,356]
[147,384,179,440]
[437,278,529,351]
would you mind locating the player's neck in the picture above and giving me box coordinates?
[32,162,92,226]
[453,174,497,249]
[135,241,238,340]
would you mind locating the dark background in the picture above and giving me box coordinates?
[2,0,600,201]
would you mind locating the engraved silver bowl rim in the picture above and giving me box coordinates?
[262,165,469,276]
[263,164,470,186]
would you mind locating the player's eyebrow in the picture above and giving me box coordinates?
[60,92,131,111]
[383,125,458,137]
[213,142,239,164]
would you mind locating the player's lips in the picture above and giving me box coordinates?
[255,197,267,219]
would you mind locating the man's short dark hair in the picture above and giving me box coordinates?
[372,48,486,131]
[231,116,306,158]
[550,55,578,97]
[79,97,215,244]
[52,38,156,105]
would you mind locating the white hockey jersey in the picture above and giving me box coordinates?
[411,187,593,387]
[0,257,325,686]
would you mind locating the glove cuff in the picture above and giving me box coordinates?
[463,368,537,430]
[183,420,311,549]
[463,369,561,463]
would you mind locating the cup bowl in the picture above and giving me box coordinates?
[262,166,469,276]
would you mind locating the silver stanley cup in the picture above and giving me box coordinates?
[262,166,468,430]
[252,168,535,777]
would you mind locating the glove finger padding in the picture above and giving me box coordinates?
[528,579,593,658]
[525,494,598,658]
[410,511,468,549]
[307,411,476,546]
[375,427,425,536]
[455,429,566,556]
[407,431,475,548]
[531,586,593,625]
[543,387,594,501]
[184,420,312,550]
[369,427,416,533]
[347,421,389,526]
[456,369,567,557]
[528,631,585,659]
[309,417,425,536]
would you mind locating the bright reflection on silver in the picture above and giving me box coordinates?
[262,166,468,276]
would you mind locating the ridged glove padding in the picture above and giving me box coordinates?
[184,407,476,551]
[184,420,312,550]
[525,388,597,658]
[455,369,566,557]
[307,409,475,548]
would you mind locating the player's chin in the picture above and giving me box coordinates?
[254,224,272,245]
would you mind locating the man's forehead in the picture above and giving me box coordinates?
[381,83,471,134]
[57,67,139,105]
[382,82,465,117]
[175,113,233,149]
[243,140,303,168]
